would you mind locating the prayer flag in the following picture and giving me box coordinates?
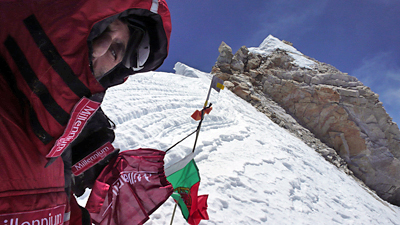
[210,76,224,92]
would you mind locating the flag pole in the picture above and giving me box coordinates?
[203,82,213,108]
[192,80,214,153]
[191,108,205,153]
[169,202,178,225]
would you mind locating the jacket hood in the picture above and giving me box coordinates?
[88,3,172,88]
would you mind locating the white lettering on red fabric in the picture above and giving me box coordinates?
[55,105,95,150]
[72,142,115,176]
[120,171,152,184]
[47,98,100,158]
[111,171,153,196]
[1,205,65,225]
[102,171,155,217]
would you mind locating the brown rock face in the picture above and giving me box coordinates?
[212,40,400,206]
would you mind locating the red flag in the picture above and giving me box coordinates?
[189,195,209,225]
[85,149,173,225]
[191,107,212,121]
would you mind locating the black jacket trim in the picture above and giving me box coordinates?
[0,55,54,145]
[23,15,92,98]
[4,35,69,126]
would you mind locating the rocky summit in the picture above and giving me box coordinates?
[211,35,400,206]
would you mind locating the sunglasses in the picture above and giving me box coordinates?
[122,19,150,71]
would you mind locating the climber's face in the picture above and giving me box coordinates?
[92,19,130,80]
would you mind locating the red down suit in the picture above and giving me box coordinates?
[0,0,171,222]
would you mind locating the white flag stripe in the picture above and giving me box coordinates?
[164,152,195,177]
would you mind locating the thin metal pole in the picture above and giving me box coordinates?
[169,202,178,225]
[192,109,205,152]
[165,129,197,153]
[203,80,213,108]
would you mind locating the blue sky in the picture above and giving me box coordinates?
[158,0,400,125]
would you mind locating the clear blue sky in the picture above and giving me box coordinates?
[158,0,400,125]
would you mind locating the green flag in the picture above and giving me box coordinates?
[166,155,209,225]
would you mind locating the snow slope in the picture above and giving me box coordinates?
[82,62,400,224]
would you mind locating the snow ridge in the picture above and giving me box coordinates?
[248,35,317,69]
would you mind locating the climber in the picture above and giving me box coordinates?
[0,0,171,224]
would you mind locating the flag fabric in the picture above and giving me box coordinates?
[203,75,225,108]
[166,155,209,225]
[210,76,225,92]
[85,149,173,225]
[190,107,212,121]
[189,195,209,225]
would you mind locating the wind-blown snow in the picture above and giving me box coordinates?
[79,62,400,224]
[248,35,317,69]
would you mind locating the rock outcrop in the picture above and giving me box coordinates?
[211,35,400,206]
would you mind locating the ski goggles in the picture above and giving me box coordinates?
[121,18,150,71]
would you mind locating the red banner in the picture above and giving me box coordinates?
[47,97,100,158]
[86,149,173,225]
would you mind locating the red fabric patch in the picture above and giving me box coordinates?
[185,182,209,225]
[189,195,209,225]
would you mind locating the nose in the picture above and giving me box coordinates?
[92,33,112,58]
